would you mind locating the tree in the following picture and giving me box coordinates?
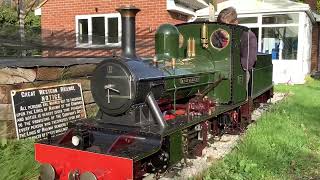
[7,0,40,56]
[0,1,41,56]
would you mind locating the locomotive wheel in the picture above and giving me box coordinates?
[39,163,55,180]
[146,150,169,173]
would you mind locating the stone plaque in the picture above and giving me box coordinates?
[11,83,86,140]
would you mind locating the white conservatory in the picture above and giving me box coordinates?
[194,0,315,84]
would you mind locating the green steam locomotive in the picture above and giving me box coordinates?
[35,6,273,180]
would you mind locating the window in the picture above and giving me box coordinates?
[238,17,258,24]
[108,18,119,43]
[260,13,299,60]
[210,29,230,50]
[236,13,300,60]
[78,19,88,44]
[92,17,105,45]
[261,26,298,60]
[262,13,299,24]
[76,14,121,47]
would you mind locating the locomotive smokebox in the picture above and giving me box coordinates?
[116,6,140,59]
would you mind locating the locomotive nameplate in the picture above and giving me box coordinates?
[179,76,200,84]
[10,83,86,140]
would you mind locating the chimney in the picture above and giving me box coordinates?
[304,0,317,11]
[116,6,141,59]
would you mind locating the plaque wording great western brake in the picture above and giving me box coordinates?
[11,83,86,140]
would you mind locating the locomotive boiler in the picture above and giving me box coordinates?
[35,6,273,180]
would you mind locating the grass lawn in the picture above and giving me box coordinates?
[0,140,38,180]
[203,78,320,180]
[0,78,319,180]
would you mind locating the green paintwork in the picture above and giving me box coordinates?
[152,22,272,106]
[168,131,183,165]
[150,22,273,161]
[230,27,247,104]
[160,56,216,100]
[252,54,273,97]
[164,23,234,104]
[155,24,180,60]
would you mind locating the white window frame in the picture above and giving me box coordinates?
[239,12,301,61]
[238,15,259,26]
[75,13,121,48]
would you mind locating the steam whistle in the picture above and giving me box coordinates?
[201,23,209,49]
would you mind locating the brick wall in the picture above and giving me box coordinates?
[304,0,317,11]
[311,24,319,71]
[41,0,188,57]
[304,0,319,71]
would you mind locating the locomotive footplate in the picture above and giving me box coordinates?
[40,119,162,161]
[36,120,163,179]
[35,143,135,180]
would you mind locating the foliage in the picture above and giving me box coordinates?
[0,5,40,27]
[203,79,320,180]
[0,5,18,26]
[25,10,40,27]
[0,5,41,56]
[0,140,39,180]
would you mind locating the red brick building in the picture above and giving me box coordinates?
[37,0,320,73]
[305,0,320,72]
[37,0,209,57]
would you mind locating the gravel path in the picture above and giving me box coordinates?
[144,93,286,180]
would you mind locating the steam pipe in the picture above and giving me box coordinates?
[116,6,140,59]
[146,93,167,135]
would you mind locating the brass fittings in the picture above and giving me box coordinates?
[201,23,209,49]
[187,37,196,58]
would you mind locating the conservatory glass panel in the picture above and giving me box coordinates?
[238,17,258,24]
[262,13,299,24]
[261,26,298,60]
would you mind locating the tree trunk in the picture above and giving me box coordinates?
[18,0,26,56]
